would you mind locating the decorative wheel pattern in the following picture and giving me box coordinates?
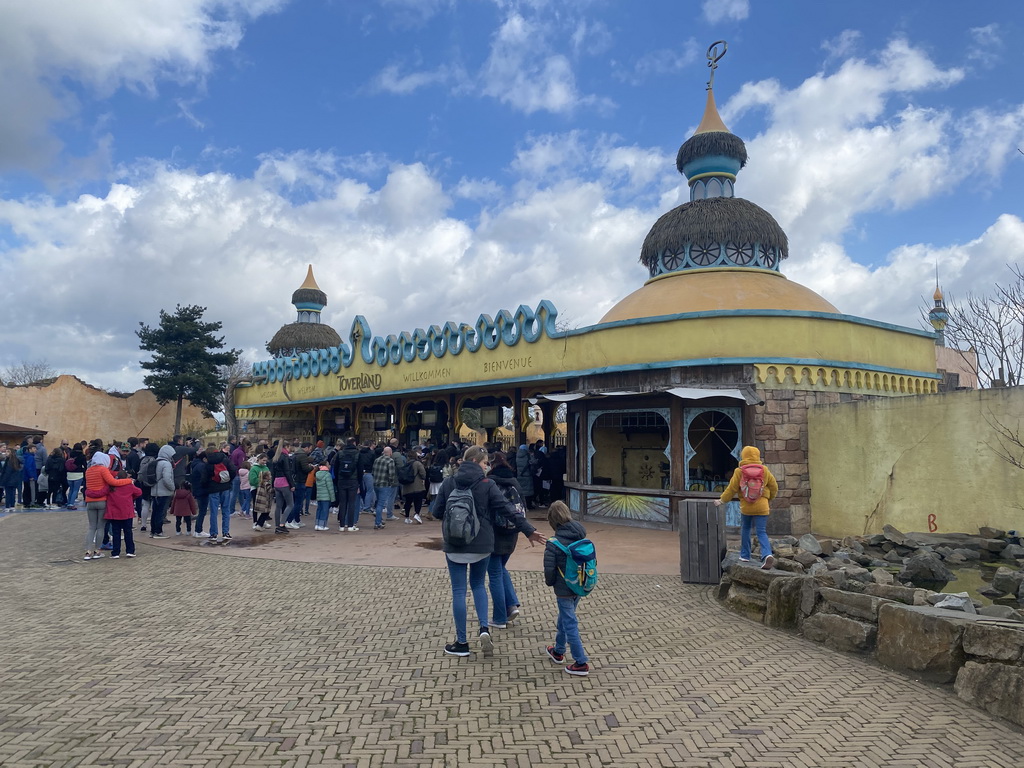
[725,242,755,266]
[691,242,718,266]
[759,243,777,269]
[662,248,685,271]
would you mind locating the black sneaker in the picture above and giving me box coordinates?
[275,526,289,534]
[444,641,471,657]
[222,534,232,540]
[479,628,493,657]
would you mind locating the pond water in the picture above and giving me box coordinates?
[941,564,1019,607]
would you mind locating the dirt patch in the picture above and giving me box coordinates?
[415,537,444,551]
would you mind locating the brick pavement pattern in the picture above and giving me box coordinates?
[1,511,1021,768]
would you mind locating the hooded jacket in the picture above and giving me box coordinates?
[515,446,535,497]
[544,519,588,597]
[718,446,778,516]
[332,446,361,490]
[85,452,134,502]
[154,445,177,497]
[430,461,535,555]
[104,482,142,520]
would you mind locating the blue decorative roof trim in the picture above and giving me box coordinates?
[250,300,562,382]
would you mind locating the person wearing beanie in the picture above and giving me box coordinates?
[714,445,779,570]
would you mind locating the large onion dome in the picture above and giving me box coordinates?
[267,265,342,358]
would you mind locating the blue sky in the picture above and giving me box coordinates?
[1,0,1022,391]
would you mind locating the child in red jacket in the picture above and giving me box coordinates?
[171,481,199,535]
[104,471,143,558]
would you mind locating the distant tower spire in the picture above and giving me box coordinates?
[928,265,949,347]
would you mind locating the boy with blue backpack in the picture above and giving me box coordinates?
[543,501,597,676]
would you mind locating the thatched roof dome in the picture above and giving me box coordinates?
[639,197,788,270]
[676,131,747,175]
[267,322,342,357]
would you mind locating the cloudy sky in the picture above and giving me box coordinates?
[1,0,1022,392]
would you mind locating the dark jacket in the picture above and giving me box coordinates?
[44,454,66,486]
[171,442,195,485]
[356,446,375,477]
[332,446,361,490]
[430,461,535,556]
[515,447,535,497]
[271,452,295,488]
[189,456,208,498]
[544,520,588,597]
[293,450,314,486]
[126,448,143,479]
[0,453,22,486]
[487,465,525,556]
[204,451,236,493]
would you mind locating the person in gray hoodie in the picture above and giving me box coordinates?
[151,445,176,538]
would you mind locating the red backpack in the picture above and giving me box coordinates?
[739,464,765,503]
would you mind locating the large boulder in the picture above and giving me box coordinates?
[955,661,1024,728]
[990,566,1024,596]
[765,576,806,630]
[797,534,823,555]
[979,526,1007,540]
[1003,543,1024,561]
[933,592,977,615]
[899,553,955,589]
[802,613,876,653]
[962,623,1024,662]
[793,550,820,568]
[818,587,893,622]
[876,604,972,683]
[863,582,931,606]
[723,583,767,622]
[883,524,907,546]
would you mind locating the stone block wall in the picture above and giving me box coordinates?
[718,564,1024,728]
[755,389,875,535]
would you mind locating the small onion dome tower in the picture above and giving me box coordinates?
[267,265,342,358]
[601,41,838,323]
[929,281,949,347]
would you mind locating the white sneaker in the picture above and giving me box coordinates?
[262,522,273,530]
[285,521,299,529]
[405,518,412,524]
[314,525,325,531]
[413,514,423,524]
[195,532,211,538]
[348,526,360,532]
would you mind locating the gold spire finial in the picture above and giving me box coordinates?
[695,41,731,134]
[299,264,320,291]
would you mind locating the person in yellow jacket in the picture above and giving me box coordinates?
[714,446,779,570]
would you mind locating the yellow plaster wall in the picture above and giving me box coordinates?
[0,375,216,447]
[807,387,1024,537]
[236,313,938,412]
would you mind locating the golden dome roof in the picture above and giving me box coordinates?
[600,268,839,324]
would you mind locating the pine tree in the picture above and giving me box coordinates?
[136,305,240,435]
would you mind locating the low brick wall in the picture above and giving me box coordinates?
[718,564,1024,727]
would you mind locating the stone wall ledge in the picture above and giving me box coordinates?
[717,565,1024,728]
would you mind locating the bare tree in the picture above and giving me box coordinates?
[985,412,1024,471]
[220,357,252,441]
[940,266,1024,388]
[1,359,58,385]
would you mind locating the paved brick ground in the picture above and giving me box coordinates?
[1,511,1021,768]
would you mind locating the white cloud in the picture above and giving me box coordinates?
[717,38,1023,326]
[702,0,749,24]
[0,0,283,172]
[822,29,862,62]
[615,42,700,85]
[968,23,1002,68]
[370,63,466,95]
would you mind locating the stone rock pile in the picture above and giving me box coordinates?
[716,525,1024,729]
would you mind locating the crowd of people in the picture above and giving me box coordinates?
[0,432,587,673]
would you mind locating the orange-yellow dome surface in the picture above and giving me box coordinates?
[600,268,839,324]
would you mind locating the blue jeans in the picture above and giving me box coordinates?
[316,499,332,527]
[238,486,251,515]
[373,486,396,527]
[555,595,588,664]
[66,478,83,507]
[194,494,209,533]
[151,495,169,535]
[488,552,520,625]
[208,489,231,536]
[2,485,18,509]
[446,556,490,644]
[290,485,307,523]
[229,475,241,513]
[361,473,376,511]
[740,514,772,561]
